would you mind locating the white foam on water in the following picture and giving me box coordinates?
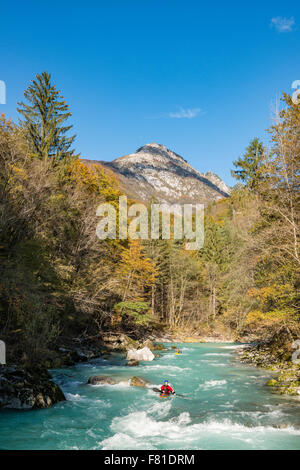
[203,353,231,357]
[87,429,98,438]
[65,380,83,387]
[111,411,165,437]
[146,383,160,389]
[109,411,194,438]
[170,412,191,426]
[143,364,191,371]
[199,419,300,436]
[100,432,157,450]
[197,359,227,366]
[99,409,300,450]
[158,354,174,359]
[63,394,111,416]
[220,402,234,409]
[146,400,173,418]
[237,408,285,420]
[77,362,98,367]
[87,380,131,389]
[65,393,83,401]
[197,379,227,390]
[91,399,112,408]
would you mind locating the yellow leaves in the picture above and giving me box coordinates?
[9,164,27,179]
[115,240,158,302]
[248,286,275,300]
[245,308,294,327]
[247,284,294,305]
[245,310,265,325]
[7,164,28,196]
[48,193,65,207]
[67,159,121,202]
[119,240,158,284]
[68,159,99,190]
[53,262,75,281]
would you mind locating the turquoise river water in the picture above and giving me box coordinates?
[0,343,300,450]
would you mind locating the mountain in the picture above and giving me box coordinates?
[84,143,231,205]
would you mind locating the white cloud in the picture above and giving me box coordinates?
[271,16,295,33]
[146,107,204,120]
[168,107,202,119]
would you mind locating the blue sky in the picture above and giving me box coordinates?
[1,1,299,185]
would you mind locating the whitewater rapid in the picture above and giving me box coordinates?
[0,343,299,450]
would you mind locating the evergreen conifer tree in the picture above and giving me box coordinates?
[231,138,265,189]
[17,71,77,162]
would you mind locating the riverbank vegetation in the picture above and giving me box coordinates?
[0,72,299,379]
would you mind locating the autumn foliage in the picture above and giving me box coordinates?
[0,73,299,366]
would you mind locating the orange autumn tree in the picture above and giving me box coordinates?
[113,240,158,326]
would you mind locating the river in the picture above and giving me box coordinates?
[0,342,299,450]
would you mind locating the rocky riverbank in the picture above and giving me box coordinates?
[148,329,233,344]
[2,329,298,412]
[0,334,163,410]
[238,339,300,396]
[0,365,65,410]
[46,331,232,370]
[0,330,237,411]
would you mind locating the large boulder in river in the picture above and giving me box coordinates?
[102,334,139,352]
[0,365,65,410]
[130,376,149,388]
[88,375,116,385]
[127,347,155,362]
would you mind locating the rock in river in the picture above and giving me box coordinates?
[0,365,65,410]
[126,360,139,367]
[126,347,155,362]
[102,334,139,352]
[129,376,149,387]
[88,375,116,385]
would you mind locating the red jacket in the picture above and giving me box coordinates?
[161,384,174,394]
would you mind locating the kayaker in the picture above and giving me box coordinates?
[160,380,176,396]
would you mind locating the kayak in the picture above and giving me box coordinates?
[152,387,174,398]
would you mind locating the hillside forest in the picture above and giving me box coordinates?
[0,72,299,366]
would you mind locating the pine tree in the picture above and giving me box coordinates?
[17,71,77,162]
[231,138,266,189]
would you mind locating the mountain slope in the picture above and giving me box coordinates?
[85,143,230,205]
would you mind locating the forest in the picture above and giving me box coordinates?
[0,72,299,367]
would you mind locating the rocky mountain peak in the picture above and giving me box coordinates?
[135,143,186,161]
[85,143,231,205]
[114,143,187,168]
